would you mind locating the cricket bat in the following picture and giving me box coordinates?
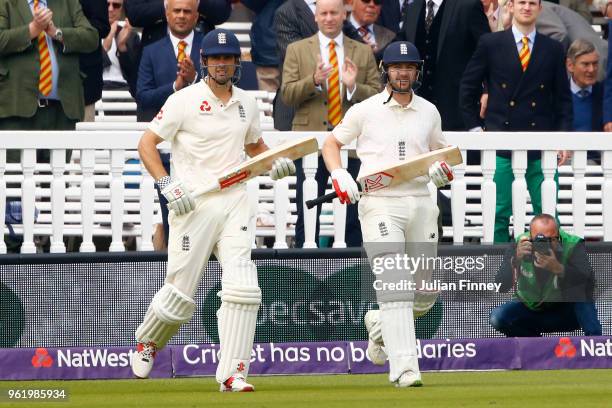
[192,136,319,198]
[305,146,463,209]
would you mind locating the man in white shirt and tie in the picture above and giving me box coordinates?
[347,0,395,56]
[280,0,380,248]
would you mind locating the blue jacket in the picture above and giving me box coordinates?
[243,0,285,67]
[460,29,573,133]
[136,32,204,122]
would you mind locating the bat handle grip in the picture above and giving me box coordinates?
[305,191,338,209]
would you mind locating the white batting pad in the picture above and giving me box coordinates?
[379,301,420,383]
[364,309,383,344]
[414,289,440,318]
[135,283,196,348]
[216,259,262,383]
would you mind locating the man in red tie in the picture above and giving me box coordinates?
[280,0,380,248]
[459,0,573,243]
[346,0,395,57]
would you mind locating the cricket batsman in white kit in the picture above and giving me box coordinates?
[322,41,453,387]
[131,29,295,392]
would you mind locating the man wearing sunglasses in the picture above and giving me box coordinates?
[491,213,602,337]
[347,0,395,58]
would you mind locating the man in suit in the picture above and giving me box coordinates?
[281,0,380,247]
[136,0,202,122]
[0,0,98,252]
[79,0,110,122]
[481,1,607,78]
[273,0,366,130]
[566,39,604,161]
[0,0,98,142]
[378,0,406,33]
[273,0,318,131]
[125,0,230,47]
[136,0,203,248]
[460,0,573,243]
[347,0,395,58]
[397,0,490,132]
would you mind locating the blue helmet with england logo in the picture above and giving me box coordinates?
[200,28,242,84]
[380,41,423,92]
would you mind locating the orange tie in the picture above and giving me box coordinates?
[34,0,52,96]
[519,36,530,72]
[177,40,187,63]
[327,40,341,128]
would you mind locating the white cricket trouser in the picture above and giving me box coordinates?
[166,187,252,297]
[135,186,256,358]
[358,194,439,382]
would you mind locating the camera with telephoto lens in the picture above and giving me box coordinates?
[523,234,553,263]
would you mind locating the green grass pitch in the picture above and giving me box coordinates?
[1,370,612,408]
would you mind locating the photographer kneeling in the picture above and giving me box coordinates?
[490,214,602,337]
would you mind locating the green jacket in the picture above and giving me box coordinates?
[0,0,98,120]
[515,229,582,311]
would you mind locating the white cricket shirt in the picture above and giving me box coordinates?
[149,79,261,192]
[332,88,446,196]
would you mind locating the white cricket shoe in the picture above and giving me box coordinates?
[132,342,157,379]
[396,370,423,388]
[364,310,387,365]
[220,374,255,392]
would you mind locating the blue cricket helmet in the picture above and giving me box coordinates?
[380,41,424,92]
[199,28,242,85]
[200,28,241,58]
[382,41,423,66]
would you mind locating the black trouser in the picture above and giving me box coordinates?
[154,153,172,248]
[294,156,362,248]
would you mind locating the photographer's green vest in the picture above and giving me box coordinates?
[515,229,582,311]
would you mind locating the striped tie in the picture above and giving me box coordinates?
[34,0,52,96]
[519,36,530,72]
[358,26,376,50]
[177,40,187,63]
[327,40,341,128]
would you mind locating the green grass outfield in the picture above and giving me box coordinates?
[1,370,612,408]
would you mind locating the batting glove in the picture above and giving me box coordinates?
[428,161,453,188]
[157,176,195,216]
[331,168,360,204]
[270,157,296,180]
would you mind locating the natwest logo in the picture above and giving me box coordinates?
[554,337,577,359]
[31,348,54,368]
[56,349,134,368]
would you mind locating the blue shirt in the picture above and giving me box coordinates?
[511,25,536,54]
[27,0,60,101]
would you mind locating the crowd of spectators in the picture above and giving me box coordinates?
[1,0,611,251]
